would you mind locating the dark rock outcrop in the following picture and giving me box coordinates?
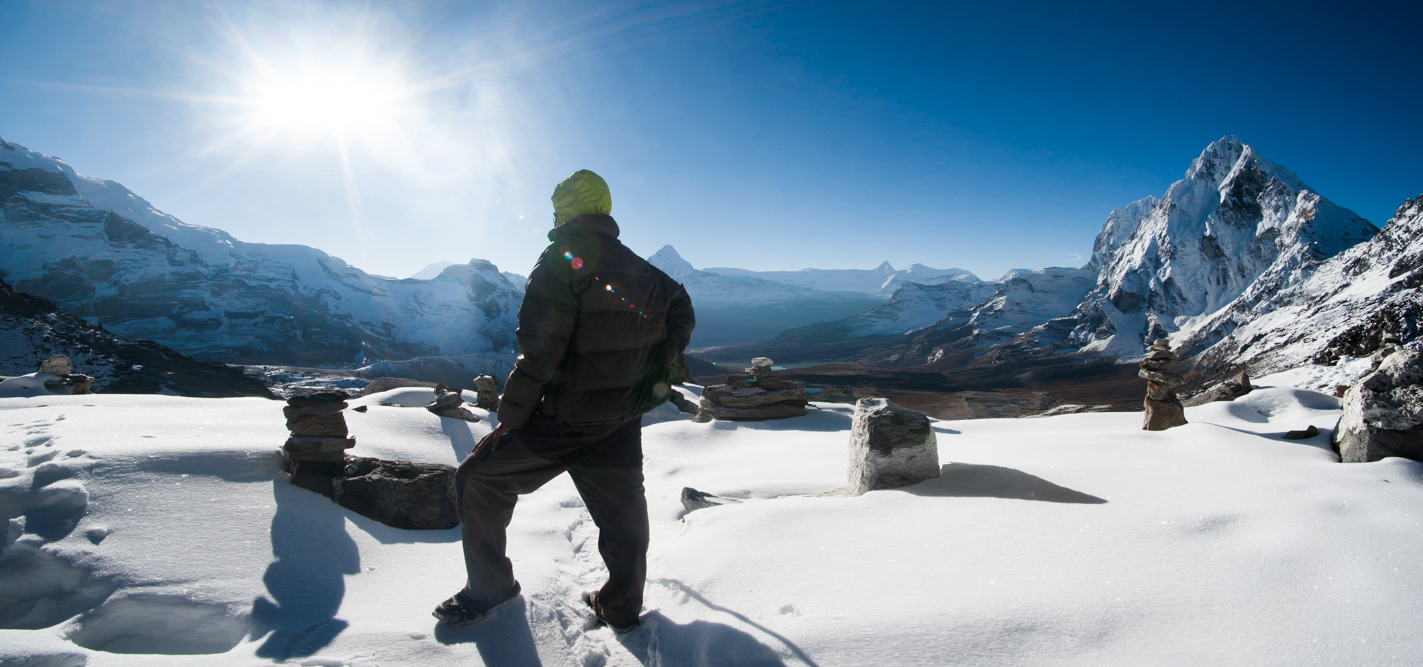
[0,278,273,397]
[333,458,458,530]
[1182,371,1252,407]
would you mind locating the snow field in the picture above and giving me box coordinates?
[1,377,1421,665]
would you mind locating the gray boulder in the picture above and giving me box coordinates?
[848,398,940,494]
[38,355,72,376]
[333,457,458,530]
[473,375,500,409]
[680,487,742,514]
[1335,349,1423,463]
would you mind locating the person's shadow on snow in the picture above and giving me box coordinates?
[645,578,816,667]
[618,611,794,666]
[249,481,360,660]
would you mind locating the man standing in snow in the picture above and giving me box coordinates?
[435,170,695,632]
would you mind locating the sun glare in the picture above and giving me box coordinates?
[244,63,411,140]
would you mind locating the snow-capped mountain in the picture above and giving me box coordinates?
[1066,136,1377,357]
[703,260,978,297]
[646,245,884,347]
[867,266,1098,368]
[1184,194,1423,378]
[711,265,1095,366]
[0,138,522,370]
[0,278,273,396]
[408,261,457,280]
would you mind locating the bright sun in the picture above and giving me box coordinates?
[245,63,411,140]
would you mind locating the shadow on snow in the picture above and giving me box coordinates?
[250,481,359,660]
[905,463,1108,504]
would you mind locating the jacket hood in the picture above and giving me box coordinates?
[548,213,620,242]
[551,170,612,226]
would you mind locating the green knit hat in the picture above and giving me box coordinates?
[551,169,612,226]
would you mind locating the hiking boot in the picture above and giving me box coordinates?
[432,582,521,625]
[582,590,639,633]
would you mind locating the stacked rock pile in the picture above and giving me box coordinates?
[472,375,500,410]
[696,357,808,421]
[427,384,480,422]
[278,391,460,529]
[1140,339,1187,431]
[282,392,356,495]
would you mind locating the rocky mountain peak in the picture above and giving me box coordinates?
[1069,137,1377,358]
[648,245,698,281]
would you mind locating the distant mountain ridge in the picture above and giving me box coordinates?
[0,137,522,375]
[702,260,978,296]
[0,277,273,397]
[647,245,885,347]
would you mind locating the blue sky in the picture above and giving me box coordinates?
[2,0,1420,281]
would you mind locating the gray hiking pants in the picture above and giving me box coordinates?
[454,415,648,626]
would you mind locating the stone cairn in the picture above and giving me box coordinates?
[282,392,357,495]
[848,398,940,494]
[696,357,808,422]
[427,383,480,422]
[1140,339,1187,431]
[472,375,500,410]
[280,390,459,529]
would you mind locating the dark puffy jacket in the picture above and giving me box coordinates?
[498,214,695,429]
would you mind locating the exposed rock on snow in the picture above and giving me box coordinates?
[679,487,741,514]
[1334,349,1423,463]
[848,398,939,494]
[698,365,808,421]
[332,458,458,530]
[472,374,499,409]
[37,356,70,376]
[1183,371,1252,407]
[426,388,479,422]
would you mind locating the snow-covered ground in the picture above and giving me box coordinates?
[3,374,1422,666]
